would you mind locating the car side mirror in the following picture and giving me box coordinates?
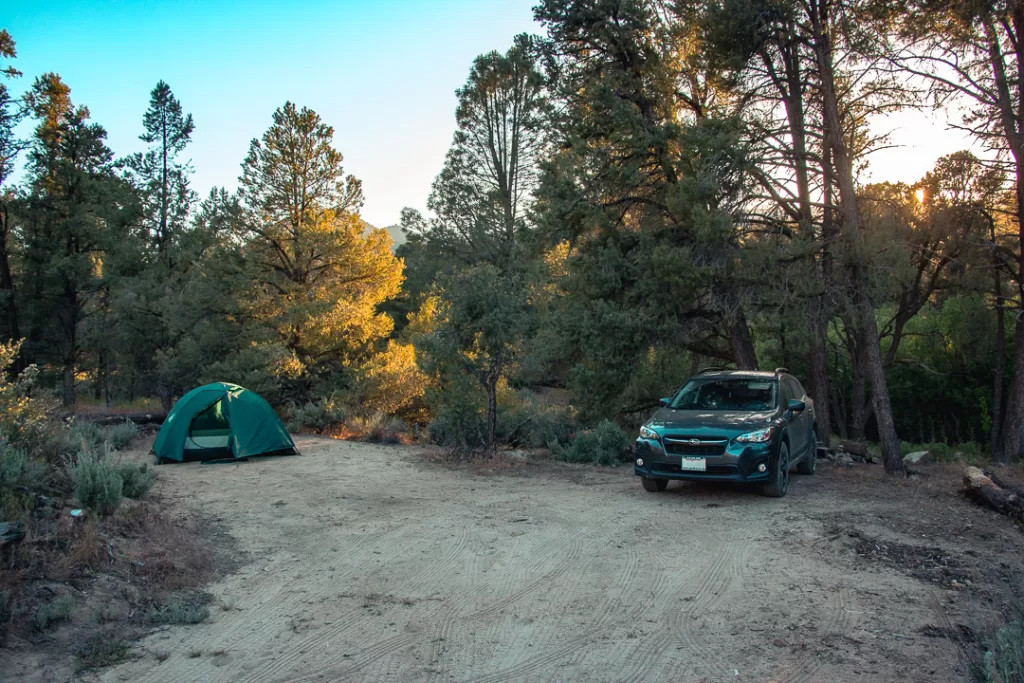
[659,397,672,407]
[787,399,805,413]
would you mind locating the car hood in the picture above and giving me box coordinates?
[647,408,775,435]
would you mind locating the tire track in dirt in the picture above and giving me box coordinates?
[136,520,423,683]
[775,587,858,683]
[243,514,473,683]
[284,514,607,683]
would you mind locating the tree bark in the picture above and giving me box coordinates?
[810,0,902,474]
[729,309,758,370]
[992,243,1006,461]
[0,202,19,345]
[809,309,832,447]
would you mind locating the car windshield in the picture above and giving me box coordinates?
[670,378,777,412]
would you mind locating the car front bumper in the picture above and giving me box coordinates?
[633,437,775,482]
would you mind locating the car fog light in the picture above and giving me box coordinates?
[636,458,644,467]
[758,463,767,472]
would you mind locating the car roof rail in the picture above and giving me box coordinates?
[774,367,790,375]
[697,366,726,374]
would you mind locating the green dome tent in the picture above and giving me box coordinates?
[154,382,297,463]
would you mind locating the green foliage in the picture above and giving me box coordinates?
[32,594,74,632]
[899,442,985,463]
[972,595,1024,683]
[69,446,123,516]
[146,593,210,626]
[104,422,140,451]
[287,397,347,434]
[0,435,45,519]
[115,461,155,499]
[552,420,630,466]
[75,629,132,669]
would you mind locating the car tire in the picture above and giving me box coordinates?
[797,431,816,475]
[641,477,668,492]
[762,442,790,498]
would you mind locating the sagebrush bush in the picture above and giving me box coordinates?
[287,397,346,434]
[69,446,123,516]
[105,422,140,451]
[32,594,74,632]
[66,422,104,455]
[351,412,407,444]
[146,593,210,626]
[553,419,630,466]
[0,435,46,519]
[115,462,156,499]
[972,596,1024,683]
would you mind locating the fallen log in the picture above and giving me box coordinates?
[984,469,1024,499]
[81,412,166,426]
[963,466,1024,521]
[838,440,868,457]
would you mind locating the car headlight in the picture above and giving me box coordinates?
[735,426,773,443]
[639,425,659,441]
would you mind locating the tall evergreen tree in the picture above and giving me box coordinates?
[19,74,137,406]
[237,102,403,396]
[0,30,24,344]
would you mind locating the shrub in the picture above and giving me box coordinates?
[0,341,51,448]
[146,592,211,626]
[900,441,986,463]
[553,419,630,466]
[32,594,74,631]
[115,462,155,499]
[70,446,123,516]
[972,596,1024,683]
[104,422,140,451]
[0,435,45,519]
[65,422,104,456]
[287,397,346,434]
[428,402,487,450]
[76,628,132,669]
[353,412,407,444]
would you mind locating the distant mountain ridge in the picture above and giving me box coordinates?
[364,221,407,250]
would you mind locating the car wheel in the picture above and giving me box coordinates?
[762,442,790,498]
[797,431,816,475]
[641,477,668,492]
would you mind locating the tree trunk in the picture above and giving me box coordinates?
[811,1,902,473]
[0,203,20,345]
[158,383,173,413]
[992,253,1006,461]
[729,310,758,370]
[808,310,832,447]
[849,327,868,441]
[486,366,499,453]
[1000,315,1024,461]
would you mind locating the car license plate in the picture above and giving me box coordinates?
[681,457,706,472]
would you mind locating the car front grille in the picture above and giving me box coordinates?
[652,463,738,476]
[662,437,728,456]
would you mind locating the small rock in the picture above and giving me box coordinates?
[903,450,933,465]
[772,638,787,647]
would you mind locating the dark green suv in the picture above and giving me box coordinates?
[633,368,817,497]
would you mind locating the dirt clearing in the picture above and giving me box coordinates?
[17,437,1023,682]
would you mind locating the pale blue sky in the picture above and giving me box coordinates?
[6,0,540,228]
[5,1,972,229]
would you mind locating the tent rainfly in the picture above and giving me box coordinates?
[153,382,297,463]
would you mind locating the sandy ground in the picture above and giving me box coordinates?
[71,437,1024,683]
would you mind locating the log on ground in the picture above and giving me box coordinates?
[963,466,1024,521]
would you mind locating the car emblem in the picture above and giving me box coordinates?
[688,438,701,446]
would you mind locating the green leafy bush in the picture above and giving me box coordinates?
[287,397,347,434]
[105,422,140,451]
[553,419,630,466]
[69,447,123,516]
[115,462,156,499]
[32,594,74,631]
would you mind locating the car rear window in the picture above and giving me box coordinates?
[670,378,778,411]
